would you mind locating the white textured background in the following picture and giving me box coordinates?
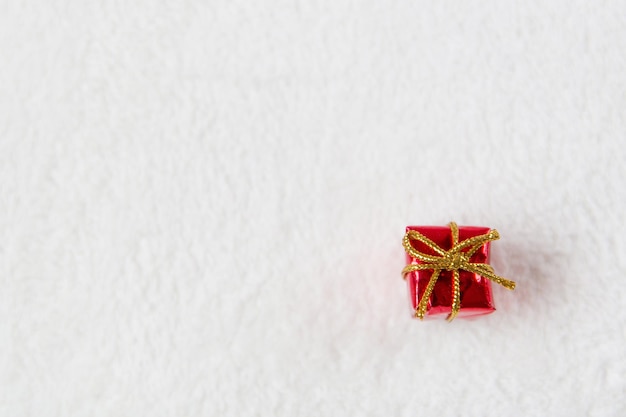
[1,1,625,416]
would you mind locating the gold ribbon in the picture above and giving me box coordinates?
[402,222,515,321]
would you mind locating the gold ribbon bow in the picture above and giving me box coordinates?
[402,222,516,321]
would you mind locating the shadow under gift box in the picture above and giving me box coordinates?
[405,225,496,319]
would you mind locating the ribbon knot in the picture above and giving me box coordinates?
[443,251,467,270]
[402,222,515,322]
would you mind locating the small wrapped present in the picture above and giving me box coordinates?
[402,222,515,321]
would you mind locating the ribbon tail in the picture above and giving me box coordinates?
[415,269,441,320]
[467,263,516,290]
[447,269,461,322]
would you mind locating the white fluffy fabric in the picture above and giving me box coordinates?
[1,1,625,416]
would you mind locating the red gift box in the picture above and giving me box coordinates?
[402,223,515,320]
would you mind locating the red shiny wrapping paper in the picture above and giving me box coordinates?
[405,225,496,319]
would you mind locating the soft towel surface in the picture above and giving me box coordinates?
[1,1,625,416]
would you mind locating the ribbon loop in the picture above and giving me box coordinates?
[402,222,515,321]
